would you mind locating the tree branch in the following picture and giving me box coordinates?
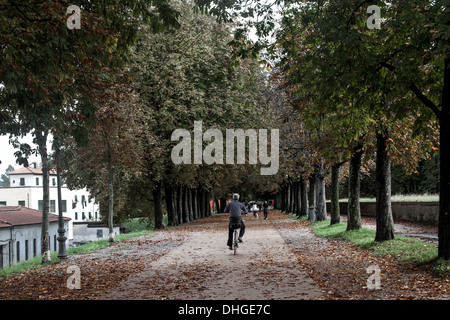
[408,83,441,118]
[380,62,441,117]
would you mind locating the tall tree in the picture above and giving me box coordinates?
[129,1,278,228]
[0,165,14,187]
[272,0,439,241]
[64,81,145,241]
[1,0,181,262]
[373,0,449,258]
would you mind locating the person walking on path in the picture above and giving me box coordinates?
[253,203,259,219]
[263,201,270,220]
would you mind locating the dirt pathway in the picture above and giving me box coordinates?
[2,210,448,301]
[100,213,324,300]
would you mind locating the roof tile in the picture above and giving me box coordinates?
[0,206,70,228]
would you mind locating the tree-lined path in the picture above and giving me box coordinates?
[1,211,449,300]
[100,212,323,300]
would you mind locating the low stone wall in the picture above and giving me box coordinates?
[326,201,439,225]
[73,221,120,245]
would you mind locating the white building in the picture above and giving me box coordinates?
[0,163,100,245]
[0,206,70,268]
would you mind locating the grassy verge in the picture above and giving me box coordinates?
[309,219,450,277]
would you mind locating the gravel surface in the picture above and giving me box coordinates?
[0,210,448,301]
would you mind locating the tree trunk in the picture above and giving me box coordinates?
[165,185,177,226]
[219,198,226,213]
[292,182,296,214]
[300,179,308,216]
[153,181,164,229]
[211,189,216,214]
[187,188,194,221]
[214,198,219,214]
[347,146,363,231]
[284,186,288,212]
[275,192,280,210]
[330,163,341,225]
[192,188,198,220]
[199,187,205,218]
[206,189,211,217]
[177,185,183,223]
[295,181,302,217]
[375,129,395,241]
[182,186,189,223]
[107,152,115,242]
[290,182,295,213]
[439,114,450,258]
[286,182,291,213]
[315,168,327,221]
[308,175,315,209]
[36,129,51,263]
[438,57,450,259]
[173,186,179,224]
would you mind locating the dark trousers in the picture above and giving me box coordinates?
[227,218,245,247]
[264,209,269,219]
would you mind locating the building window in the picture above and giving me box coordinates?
[25,240,29,260]
[20,178,25,186]
[18,200,25,206]
[0,201,7,206]
[16,241,20,262]
[82,212,86,220]
[75,212,78,220]
[33,239,37,257]
[61,200,67,213]
[95,212,98,220]
[39,201,57,212]
[52,178,56,186]
[36,177,39,186]
[88,212,92,219]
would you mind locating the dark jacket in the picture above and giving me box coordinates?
[224,200,248,218]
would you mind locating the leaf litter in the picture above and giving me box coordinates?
[0,211,448,300]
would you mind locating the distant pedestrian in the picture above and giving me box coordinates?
[251,202,258,218]
[263,201,269,220]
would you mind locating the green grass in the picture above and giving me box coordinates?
[0,255,52,278]
[309,219,448,276]
[66,229,152,256]
[0,215,176,278]
[0,225,154,279]
[312,220,376,246]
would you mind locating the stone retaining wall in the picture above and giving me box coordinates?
[326,201,439,225]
